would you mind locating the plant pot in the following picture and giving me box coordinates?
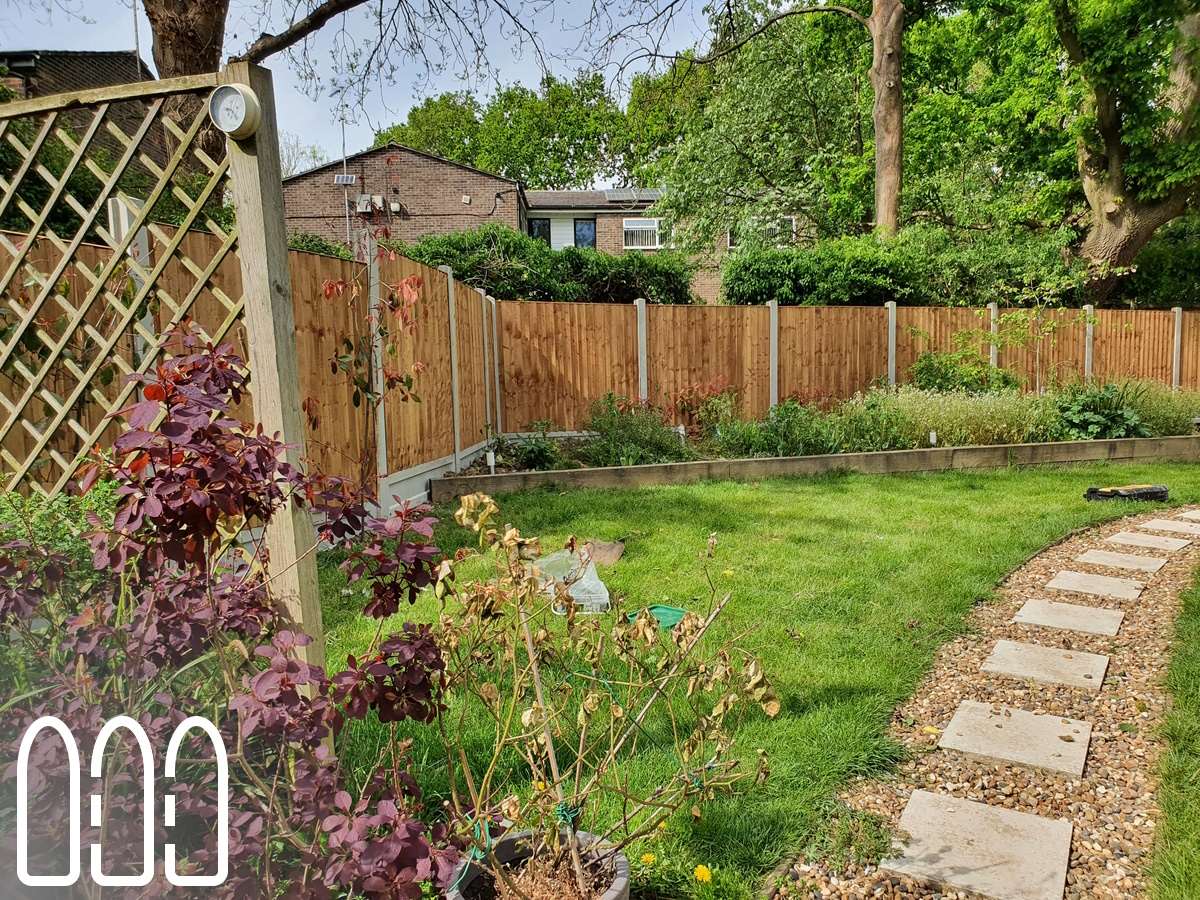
[445,829,631,900]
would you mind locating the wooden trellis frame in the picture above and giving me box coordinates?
[0,62,324,666]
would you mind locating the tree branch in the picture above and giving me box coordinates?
[693,4,870,65]
[1163,13,1200,142]
[1051,0,1125,188]
[238,0,369,63]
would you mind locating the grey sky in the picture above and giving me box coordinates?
[3,1,706,168]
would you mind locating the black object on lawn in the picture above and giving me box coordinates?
[1084,484,1169,502]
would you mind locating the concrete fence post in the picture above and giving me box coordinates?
[1083,303,1095,382]
[768,299,779,408]
[439,265,462,470]
[987,301,999,368]
[635,297,649,404]
[488,296,504,433]
[885,300,897,386]
[476,287,492,432]
[366,231,388,485]
[1172,306,1183,390]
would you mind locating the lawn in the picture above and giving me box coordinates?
[1154,571,1200,899]
[319,461,1200,899]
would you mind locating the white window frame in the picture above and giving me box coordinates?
[623,217,662,250]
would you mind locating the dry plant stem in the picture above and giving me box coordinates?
[578,593,731,801]
[516,589,589,897]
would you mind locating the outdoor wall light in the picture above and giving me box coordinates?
[207,84,262,140]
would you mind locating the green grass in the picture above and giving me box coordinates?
[1153,571,1200,898]
[319,462,1200,899]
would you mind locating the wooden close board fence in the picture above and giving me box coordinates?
[6,231,1200,495]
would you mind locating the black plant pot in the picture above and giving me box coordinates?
[445,829,631,900]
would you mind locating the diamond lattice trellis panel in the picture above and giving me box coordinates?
[0,73,245,495]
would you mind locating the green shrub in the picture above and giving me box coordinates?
[582,393,692,466]
[830,391,918,451]
[1056,382,1150,440]
[1124,381,1200,436]
[908,350,1021,394]
[497,422,572,471]
[287,230,354,260]
[711,399,839,458]
[396,224,696,304]
[721,225,1083,307]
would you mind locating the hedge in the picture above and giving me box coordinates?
[393,224,697,304]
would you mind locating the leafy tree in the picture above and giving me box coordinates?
[474,73,626,188]
[372,91,483,163]
[623,54,715,183]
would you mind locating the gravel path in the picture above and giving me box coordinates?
[769,507,1199,899]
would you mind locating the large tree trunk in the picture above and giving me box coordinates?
[142,0,231,155]
[1077,166,1189,302]
[868,0,905,237]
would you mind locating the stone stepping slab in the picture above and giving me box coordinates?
[982,639,1108,692]
[1175,510,1200,521]
[1045,569,1143,601]
[1013,598,1124,636]
[939,700,1092,776]
[880,789,1072,900]
[1140,518,1200,536]
[1106,530,1190,552]
[1075,548,1166,573]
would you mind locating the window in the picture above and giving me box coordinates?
[529,218,551,243]
[623,218,661,250]
[573,218,596,249]
[528,218,551,244]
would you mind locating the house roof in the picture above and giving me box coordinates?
[284,142,524,188]
[0,50,155,96]
[525,188,661,211]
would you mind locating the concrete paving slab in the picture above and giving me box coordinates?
[982,639,1108,692]
[1075,548,1166,573]
[1046,570,1143,601]
[1173,510,1200,521]
[939,700,1092,776]
[880,790,1072,900]
[1140,518,1200,536]
[1106,531,1190,552]
[1013,598,1124,637]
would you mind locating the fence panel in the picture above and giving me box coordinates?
[998,309,1086,390]
[454,285,489,448]
[498,300,638,430]
[1093,309,1175,385]
[895,307,986,380]
[647,304,771,420]
[779,306,888,402]
[378,256,456,471]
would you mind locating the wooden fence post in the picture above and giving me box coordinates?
[987,301,999,368]
[220,61,324,669]
[635,297,649,404]
[767,300,779,408]
[1083,304,1095,382]
[1172,306,1183,390]
[439,265,462,470]
[488,296,504,434]
[365,231,389,487]
[885,300,897,386]
[476,287,493,433]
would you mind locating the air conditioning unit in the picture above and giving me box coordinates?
[389,200,401,213]
[371,195,384,210]
[333,173,356,186]
[355,194,372,213]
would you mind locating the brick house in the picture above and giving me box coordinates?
[282,143,526,246]
[282,143,723,302]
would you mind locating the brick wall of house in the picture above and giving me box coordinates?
[282,146,521,248]
[594,213,726,304]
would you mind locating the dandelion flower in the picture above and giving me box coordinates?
[641,853,656,866]
[657,820,668,832]
[694,864,712,883]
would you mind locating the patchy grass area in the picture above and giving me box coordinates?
[320,462,1200,899]
[1153,573,1200,899]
